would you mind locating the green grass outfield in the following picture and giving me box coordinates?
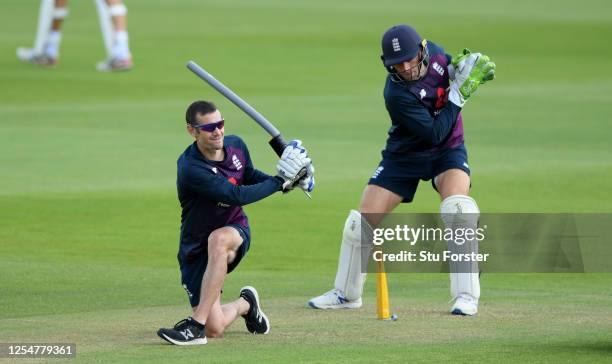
[1,0,611,362]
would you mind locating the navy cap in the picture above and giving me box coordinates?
[381,24,422,67]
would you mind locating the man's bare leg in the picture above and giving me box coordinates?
[192,226,243,325]
[196,294,249,338]
[157,226,245,345]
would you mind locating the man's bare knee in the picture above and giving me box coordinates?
[205,326,224,338]
[359,185,402,215]
[207,231,232,256]
[435,169,470,200]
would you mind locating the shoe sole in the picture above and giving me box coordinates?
[17,48,57,68]
[96,66,132,72]
[307,300,362,310]
[157,330,207,346]
[96,60,133,72]
[240,285,270,334]
[451,308,477,316]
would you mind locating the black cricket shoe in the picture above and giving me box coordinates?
[157,317,207,345]
[240,286,270,334]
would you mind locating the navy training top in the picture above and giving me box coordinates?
[176,135,282,261]
[382,41,465,160]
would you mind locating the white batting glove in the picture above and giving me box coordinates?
[288,140,315,193]
[298,163,315,193]
[276,145,311,189]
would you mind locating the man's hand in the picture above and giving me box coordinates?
[289,140,315,193]
[472,53,496,83]
[298,163,315,193]
[276,141,312,193]
[448,49,496,107]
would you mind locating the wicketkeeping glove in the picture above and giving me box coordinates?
[448,49,496,107]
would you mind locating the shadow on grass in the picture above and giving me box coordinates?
[547,341,612,353]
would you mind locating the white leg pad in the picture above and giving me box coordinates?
[333,210,372,301]
[441,195,480,300]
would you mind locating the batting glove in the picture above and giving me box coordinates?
[298,163,315,193]
[276,144,311,192]
[289,140,315,193]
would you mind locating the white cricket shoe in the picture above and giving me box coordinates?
[16,47,57,67]
[96,57,133,72]
[308,288,362,309]
[451,293,478,316]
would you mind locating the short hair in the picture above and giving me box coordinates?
[185,100,217,125]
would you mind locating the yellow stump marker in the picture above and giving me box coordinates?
[376,260,391,320]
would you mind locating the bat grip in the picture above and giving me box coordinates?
[269,134,287,157]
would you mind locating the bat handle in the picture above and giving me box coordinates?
[269,134,287,157]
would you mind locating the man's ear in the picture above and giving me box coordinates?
[186,124,197,137]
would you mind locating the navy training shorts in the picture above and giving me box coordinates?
[368,145,470,203]
[178,224,251,307]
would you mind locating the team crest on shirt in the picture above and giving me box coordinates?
[433,62,444,76]
[420,89,427,99]
[232,155,242,170]
[211,167,218,174]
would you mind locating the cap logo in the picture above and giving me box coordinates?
[392,38,401,52]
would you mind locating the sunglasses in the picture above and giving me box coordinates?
[192,119,224,132]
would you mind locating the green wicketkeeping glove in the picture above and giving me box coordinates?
[451,48,472,72]
[448,49,496,107]
[472,54,496,84]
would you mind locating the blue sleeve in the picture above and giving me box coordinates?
[181,164,282,206]
[385,94,461,146]
[241,140,275,184]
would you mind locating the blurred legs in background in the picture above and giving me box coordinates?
[17,0,133,71]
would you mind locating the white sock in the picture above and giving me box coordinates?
[112,30,130,60]
[44,30,62,58]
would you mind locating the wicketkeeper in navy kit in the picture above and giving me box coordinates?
[158,100,315,345]
[308,24,495,315]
